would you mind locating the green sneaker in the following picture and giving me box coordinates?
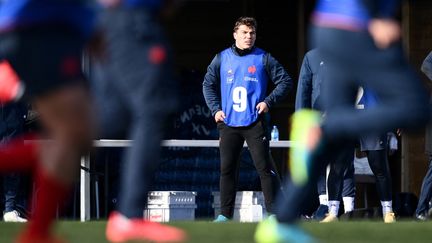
[289,109,322,186]
[254,217,316,243]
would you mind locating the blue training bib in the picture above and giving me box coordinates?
[220,47,268,127]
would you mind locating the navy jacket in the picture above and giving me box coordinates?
[295,49,324,111]
[202,45,292,117]
[0,102,27,139]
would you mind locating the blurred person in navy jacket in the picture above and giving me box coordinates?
[92,0,186,242]
[0,1,96,242]
[256,1,428,242]
[295,49,355,221]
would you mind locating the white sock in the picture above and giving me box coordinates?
[381,200,393,214]
[342,197,355,213]
[328,200,340,216]
[319,194,328,206]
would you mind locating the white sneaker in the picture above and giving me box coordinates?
[3,210,27,222]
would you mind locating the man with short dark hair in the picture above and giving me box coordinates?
[203,16,292,222]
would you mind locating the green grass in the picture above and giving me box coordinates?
[0,220,432,242]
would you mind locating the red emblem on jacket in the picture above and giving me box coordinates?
[247,65,256,74]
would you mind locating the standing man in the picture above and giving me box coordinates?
[203,16,292,222]
[92,0,186,242]
[322,88,395,223]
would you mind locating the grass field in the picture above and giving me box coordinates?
[0,220,432,243]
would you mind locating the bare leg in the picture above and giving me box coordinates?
[19,84,94,243]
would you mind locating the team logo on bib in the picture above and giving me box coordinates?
[226,69,234,83]
[247,65,256,74]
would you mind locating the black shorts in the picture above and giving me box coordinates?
[0,25,88,98]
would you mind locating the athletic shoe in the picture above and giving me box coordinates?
[311,204,328,221]
[415,213,428,221]
[320,213,338,223]
[255,216,316,243]
[289,109,322,186]
[213,214,230,222]
[4,210,27,223]
[383,212,396,223]
[106,211,186,243]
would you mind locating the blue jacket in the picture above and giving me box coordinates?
[295,49,324,111]
[202,45,292,117]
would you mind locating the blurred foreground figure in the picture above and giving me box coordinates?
[92,0,186,242]
[0,1,96,242]
[255,0,429,242]
[295,49,356,221]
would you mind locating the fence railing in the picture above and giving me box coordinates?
[80,139,293,221]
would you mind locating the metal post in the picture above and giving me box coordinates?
[80,155,90,222]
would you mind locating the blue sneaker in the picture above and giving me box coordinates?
[311,204,328,221]
[289,110,322,186]
[255,217,316,243]
[213,214,230,222]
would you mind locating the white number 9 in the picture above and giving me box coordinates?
[232,86,247,112]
